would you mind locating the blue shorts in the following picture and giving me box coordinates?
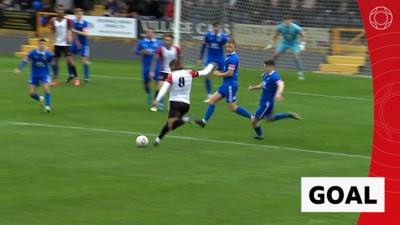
[217,82,238,103]
[276,42,300,54]
[205,57,224,71]
[71,44,90,57]
[255,101,274,120]
[29,75,51,87]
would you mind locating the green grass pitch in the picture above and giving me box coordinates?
[0,54,372,225]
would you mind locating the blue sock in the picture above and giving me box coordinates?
[51,63,58,78]
[271,113,290,121]
[203,104,216,122]
[30,93,40,101]
[44,92,51,107]
[235,106,252,119]
[83,64,90,79]
[255,126,263,137]
[295,58,303,73]
[205,79,212,95]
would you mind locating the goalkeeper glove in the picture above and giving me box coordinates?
[299,41,306,51]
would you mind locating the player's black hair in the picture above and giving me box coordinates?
[169,59,183,71]
[163,33,174,39]
[264,59,275,66]
[39,38,46,42]
[283,15,292,20]
[57,4,64,9]
[212,21,221,27]
[146,27,155,31]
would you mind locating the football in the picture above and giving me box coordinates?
[136,135,149,147]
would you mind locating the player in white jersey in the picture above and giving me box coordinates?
[152,59,215,146]
[149,34,181,111]
[49,4,80,86]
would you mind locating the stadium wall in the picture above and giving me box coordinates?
[0,34,371,74]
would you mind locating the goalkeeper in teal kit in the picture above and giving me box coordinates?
[268,15,306,80]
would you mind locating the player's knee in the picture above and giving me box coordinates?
[228,104,237,112]
[251,119,258,127]
[82,58,88,64]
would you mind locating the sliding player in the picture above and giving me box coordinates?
[14,38,53,113]
[153,60,215,145]
[270,15,306,80]
[49,4,80,86]
[248,59,301,139]
[195,40,253,128]
[198,22,228,102]
[71,8,90,82]
[149,34,181,111]
[135,27,162,104]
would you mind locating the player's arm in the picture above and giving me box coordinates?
[248,83,262,90]
[153,75,172,106]
[66,19,73,44]
[214,63,235,77]
[299,30,306,51]
[275,80,285,101]
[265,30,279,50]
[197,63,216,77]
[72,26,88,36]
[149,48,161,78]
[49,17,56,43]
[15,53,32,74]
[134,41,144,55]
[198,34,208,63]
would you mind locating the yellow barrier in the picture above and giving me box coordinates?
[331,28,366,55]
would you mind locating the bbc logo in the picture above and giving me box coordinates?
[301,177,385,212]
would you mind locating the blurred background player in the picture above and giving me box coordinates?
[14,39,53,113]
[269,15,306,80]
[153,59,215,146]
[198,22,229,102]
[248,59,301,139]
[49,4,80,86]
[135,27,162,105]
[195,40,253,128]
[71,8,90,83]
[149,34,181,112]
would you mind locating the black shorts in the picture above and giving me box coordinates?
[156,72,169,81]
[168,101,190,118]
[54,45,72,58]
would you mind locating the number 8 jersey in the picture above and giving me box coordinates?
[165,70,199,104]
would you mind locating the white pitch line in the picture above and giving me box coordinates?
[91,74,372,102]
[1,120,371,160]
[3,69,372,102]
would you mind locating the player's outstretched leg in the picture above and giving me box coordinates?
[203,77,213,102]
[251,118,264,140]
[43,84,51,113]
[154,118,185,146]
[29,85,44,110]
[82,57,90,82]
[144,80,152,105]
[66,56,80,86]
[51,59,60,86]
[266,112,302,122]
[195,92,222,128]
[294,54,304,80]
